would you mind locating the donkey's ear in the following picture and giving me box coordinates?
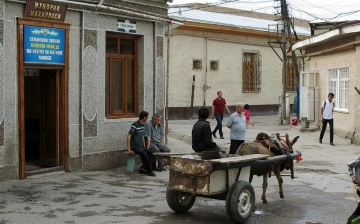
[291,136,300,146]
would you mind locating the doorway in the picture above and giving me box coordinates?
[24,69,59,173]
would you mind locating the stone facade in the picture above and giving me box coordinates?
[166,28,298,119]
[0,0,169,180]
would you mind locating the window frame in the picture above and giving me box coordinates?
[327,67,349,112]
[105,33,139,119]
[242,50,262,93]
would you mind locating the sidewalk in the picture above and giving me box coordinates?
[166,115,360,182]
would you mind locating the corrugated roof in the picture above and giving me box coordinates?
[169,6,310,36]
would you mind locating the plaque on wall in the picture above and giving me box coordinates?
[118,19,137,33]
[23,25,65,64]
[24,0,67,22]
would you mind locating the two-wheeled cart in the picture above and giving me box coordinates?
[158,153,299,223]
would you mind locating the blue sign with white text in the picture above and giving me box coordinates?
[24,25,65,64]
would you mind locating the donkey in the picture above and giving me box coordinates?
[236,132,299,203]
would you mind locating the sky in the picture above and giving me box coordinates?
[169,0,360,22]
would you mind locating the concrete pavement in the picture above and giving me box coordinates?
[1,114,360,224]
[167,114,360,183]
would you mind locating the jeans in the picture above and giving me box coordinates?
[230,140,245,154]
[212,113,224,137]
[149,143,170,169]
[319,118,334,143]
[131,146,156,173]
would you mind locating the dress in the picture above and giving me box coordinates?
[244,109,251,122]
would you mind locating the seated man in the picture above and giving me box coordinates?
[145,113,170,171]
[192,107,220,152]
[127,111,156,177]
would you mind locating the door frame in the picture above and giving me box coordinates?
[17,18,70,179]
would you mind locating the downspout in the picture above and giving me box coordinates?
[81,12,85,171]
[203,37,208,106]
[165,21,171,145]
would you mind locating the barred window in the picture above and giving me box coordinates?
[286,57,298,92]
[328,68,349,110]
[193,59,202,70]
[210,60,219,71]
[242,50,261,92]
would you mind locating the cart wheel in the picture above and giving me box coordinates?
[166,187,196,213]
[226,181,255,223]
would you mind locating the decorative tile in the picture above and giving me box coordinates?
[83,113,97,137]
[84,11,98,29]
[0,20,3,44]
[0,43,4,122]
[84,29,97,50]
[83,46,98,120]
[0,118,4,146]
[156,22,164,36]
[69,124,80,158]
[82,136,98,154]
[5,2,23,21]
[69,28,81,125]
[65,10,81,28]
[4,21,16,130]
[0,0,4,19]
[157,36,163,58]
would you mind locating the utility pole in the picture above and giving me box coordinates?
[280,0,287,125]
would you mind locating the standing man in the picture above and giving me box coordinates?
[145,113,170,171]
[319,93,335,146]
[127,111,156,177]
[211,91,231,139]
[226,103,247,154]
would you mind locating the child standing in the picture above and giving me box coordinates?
[244,104,254,128]
[347,155,360,223]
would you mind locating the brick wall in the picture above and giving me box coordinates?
[304,47,360,140]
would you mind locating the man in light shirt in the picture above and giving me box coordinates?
[319,93,335,146]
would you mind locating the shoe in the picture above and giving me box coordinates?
[330,143,335,146]
[220,136,224,139]
[154,167,163,172]
[139,168,147,174]
[212,133,217,138]
[319,139,322,144]
[148,171,156,177]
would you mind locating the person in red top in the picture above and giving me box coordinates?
[211,91,231,139]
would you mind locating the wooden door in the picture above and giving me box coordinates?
[40,70,58,167]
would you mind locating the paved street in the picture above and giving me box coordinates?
[1,115,360,224]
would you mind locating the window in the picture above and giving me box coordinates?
[286,57,298,92]
[210,60,219,71]
[193,59,202,70]
[242,50,261,92]
[105,33,138,118]
[328,68,349,110]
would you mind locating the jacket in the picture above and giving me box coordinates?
[192,119,217,152]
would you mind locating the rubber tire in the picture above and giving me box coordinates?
[166,187,196,213]
[226,181,255,223]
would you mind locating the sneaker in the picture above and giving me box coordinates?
[148,171,156,177]
[139,168,147,174]
[330,143,335,146]
[319,139,322,144]
[220,136,224,139]
[212,133,217,138]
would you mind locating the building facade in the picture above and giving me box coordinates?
[0,0,170,181]
[166,5,310,119]
[293,22,360,143]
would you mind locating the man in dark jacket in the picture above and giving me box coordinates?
[192,107,220,152]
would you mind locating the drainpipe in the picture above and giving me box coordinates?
[203,37,209,106]
[165,21,171,145]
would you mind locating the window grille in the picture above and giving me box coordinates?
[193,59,202,70]
[210,60,219,71]
[242,50,261,92]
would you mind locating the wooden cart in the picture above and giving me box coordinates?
[155,152,299,223]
